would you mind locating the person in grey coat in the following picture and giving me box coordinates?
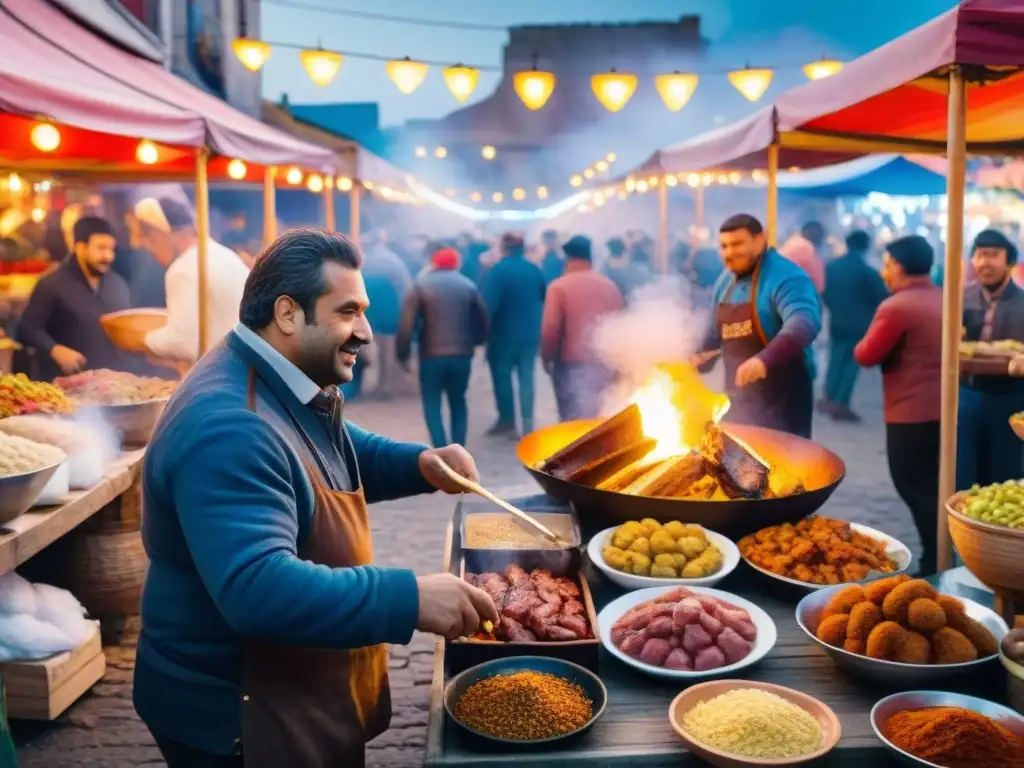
[397,248,489,447]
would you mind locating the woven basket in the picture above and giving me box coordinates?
[946,493,1024,597]
[66,527,148,619]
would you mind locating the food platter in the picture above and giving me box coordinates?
[587,526,740,589]
[796,586,1009,685]
[597,586,777,681]
[742,522,913,592]
[869,690,1024,767]
[73,397,169,446]
[0,456,65,525]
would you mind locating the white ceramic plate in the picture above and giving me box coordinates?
[742,522,913,591]
[597,586,777,681]
[588,526,740,589]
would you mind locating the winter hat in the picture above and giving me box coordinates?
[973,229,1018,265]
[431,247,461,270]
[563,235,592,261]
[886,235,934,276]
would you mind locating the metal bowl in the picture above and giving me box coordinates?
[100,308,168,353]
[443,656,607,746]
[871,690,1024,767]
[76,398,169,447]
[0,458,64,526]
[796,584,1009,686]
[517,420,845,537]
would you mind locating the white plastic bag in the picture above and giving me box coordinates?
[32,460,69,506]
[0,614,75,660]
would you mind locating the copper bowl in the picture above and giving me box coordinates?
[100,308,168,353]
[669,680,841,767]
[946,493,1024,598]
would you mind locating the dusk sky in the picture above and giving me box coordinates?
[260,0,958,127]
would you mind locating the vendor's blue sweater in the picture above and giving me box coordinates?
[133,330,433,755]
[707,248,822,379]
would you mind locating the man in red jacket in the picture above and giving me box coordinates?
[541,236,624,420]
[854,235,942,575]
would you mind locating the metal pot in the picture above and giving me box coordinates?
[516,420,846,538]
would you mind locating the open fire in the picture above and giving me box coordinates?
[540,364,803,501]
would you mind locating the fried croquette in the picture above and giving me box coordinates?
[931,627,979,664]
[816,613,851,647]
[882,579,937,624]
[894,630,931,665]
[843,601,882,655]
[936,594,968,625]
[865,621,906,660]
[906,598,947,634]
[822,585,867,620]
[864,574,911,605]
[957,617,1000,658]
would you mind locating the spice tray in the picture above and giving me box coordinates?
[460,508,581,576]
[446,551,600,676]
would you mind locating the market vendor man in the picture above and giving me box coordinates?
[698,214,822,438]
[133,228,498,768]
[958,229,1024,489]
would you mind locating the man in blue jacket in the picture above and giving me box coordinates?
[699,214,822,438]
[134,229,497,768]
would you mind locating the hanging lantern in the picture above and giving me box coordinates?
[636,180,650,193]
[232,38,271,72]
[492,192,504,203]
[649,176,660,187]
[803,58,843,81]
[30,122,60,152]
[655,72,699,112]
[470,191,482,202]
[606,152,617,163]
[583,168,595,179]
[226,159,248,180]
[386,57,429,94]
[687,173,701,187]
[728,67,774,102]
[300,48,344,87]
[537,186,549,199]
[434,146,448,159]
[285,166,303,185]
[513,68,556,111]
[595,160,609,173]
[728,171,742,185]
[136,139,159,165]
[591,69,637,112]
[569,174,583,188]
[337,177,354,191]
[481,145,497,160]
[7,173,23,193]
[512,188,526,201]
[443,64,479,103]
[307,174,324,193]
[665,175,679,187]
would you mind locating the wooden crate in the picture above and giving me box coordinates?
[0,622,105,720]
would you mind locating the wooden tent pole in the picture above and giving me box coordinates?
[937,66,968,573]
[263,166,278,246]
[195,148,211,357]
[324,176,336,231]
[657,180,669,273]
[766,144,779,246]
[350,184,361,245]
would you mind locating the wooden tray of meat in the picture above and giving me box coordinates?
[445,558,600,675]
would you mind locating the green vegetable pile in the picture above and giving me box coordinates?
[960,480,1024,529]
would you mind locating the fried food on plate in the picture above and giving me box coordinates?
[823,585,866,620]
[865,621,906,661]
[931,627,979,665]
[864,574,910,605]
[843,601,882,655]
[894,630,931,665]
[906,598,946,634]
[882,579,937,624]
[816,613,850,647]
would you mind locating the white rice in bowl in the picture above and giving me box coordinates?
[0,432,66,477]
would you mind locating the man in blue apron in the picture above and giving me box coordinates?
[699,214,822,438]
[958,229,1024,489]
[134,229,498,768]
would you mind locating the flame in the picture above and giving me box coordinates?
[629,364,730,462]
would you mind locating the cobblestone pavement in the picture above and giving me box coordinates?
[14,354,914,768]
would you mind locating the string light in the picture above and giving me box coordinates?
[285,166,303,185]
[31,122,61,152]
[569,174,583,188]
[492,192,504,203]
[606,152,617,163]
[512,188,526,201]
[635,179,650,193]
[307,174,325,193]
[30,207,45,223]
[513,67,556,111]
[583,168,595,179]
[443,64,479,102]
[595,160,609,173]
[135,140,159,165]
[537,186,549,199]
[687,173,701,187]
[232,38,271,71]
[7,173,23,193]
[655,72,699,112]
[803,58,843,81]
[300,48,344,86]
[415,146,427,158]
[665,175,679,187]
[470,191,482,202]
[338,177,354,191]
[386,56,429,94]
[591,69,637,112]
[481,145,496,160]
[728,67,774,102]
[434,146,448,159]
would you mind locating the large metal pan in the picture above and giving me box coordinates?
[516,420,845,538]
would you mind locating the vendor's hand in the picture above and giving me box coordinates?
[735,357,767,388]
[419,444,480,492]
[51,345,86,375]
[416,573,499,640]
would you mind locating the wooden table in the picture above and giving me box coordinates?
[425,496,1010,767]
[0,449,145,575]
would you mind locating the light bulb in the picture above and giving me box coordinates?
[513,69,556,110]
[300,49,344,87]
[537,186,549,199]
[136,140,159,165]
[286,166,303,185]
[30,122,60,152]
[307,174,324,193]
[591,70,637,112]
[443,65,479,102]
[386,57,429,94]
[481,145,496,160]
[337,177,353,191]
[232,38,271,72]
[434,146,448,159]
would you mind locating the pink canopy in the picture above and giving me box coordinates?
[4,0,337,171]
[775,0,1024,151]
[0,6,203,146]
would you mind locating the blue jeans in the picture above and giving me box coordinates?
[419,355,472,447]
[824,337,860,407]
[956,385,1024,489]
[488,342,538,432]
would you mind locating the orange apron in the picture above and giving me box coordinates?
[240,371,391,768]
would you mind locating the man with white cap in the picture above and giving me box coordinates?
[135,197,249,366]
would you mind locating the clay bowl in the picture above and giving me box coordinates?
[669,680,841,767]
[946,493,1024,598]
[100,308,168,353]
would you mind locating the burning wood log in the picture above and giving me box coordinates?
[570,438,657,487]
[699,423,770,499]
[539,404,644,481]
[620,452,707,498]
